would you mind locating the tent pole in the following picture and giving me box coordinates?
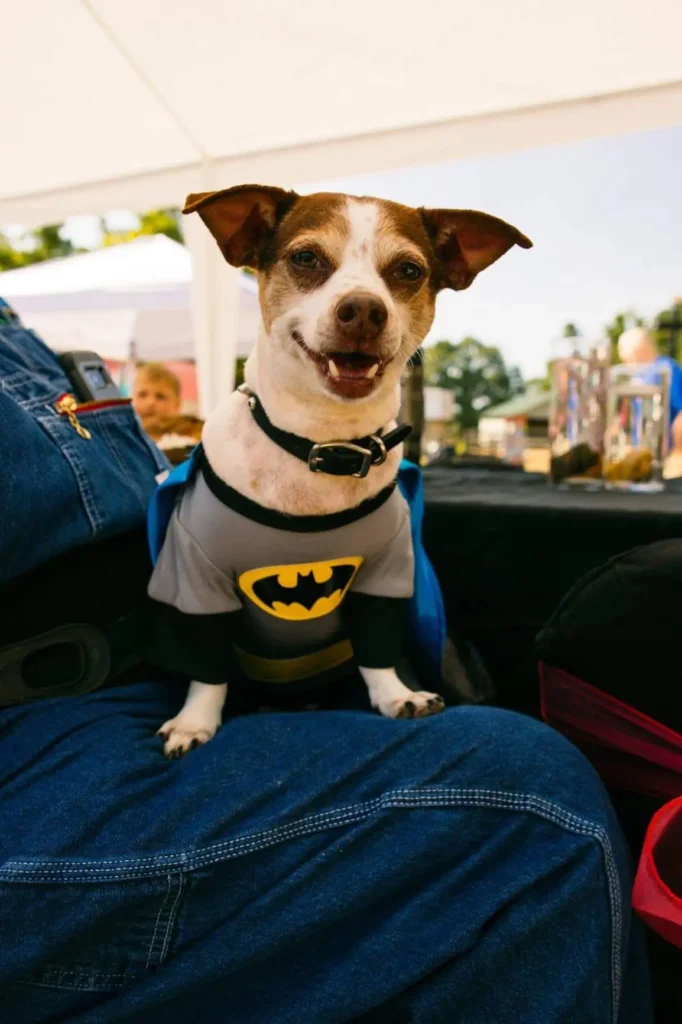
[184,173,239,418]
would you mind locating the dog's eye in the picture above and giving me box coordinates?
[290,250,322,270]
[394,261,423,282]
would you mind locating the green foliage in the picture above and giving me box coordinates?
[525,374,552,393]
[424,337,524,430]
[0,236,31,271]
[103,208,182,246]
[562,322,581,338]
[0,223,75,271]
[234,357,247,388]
[0,209,183,273]
[654,302,682,360]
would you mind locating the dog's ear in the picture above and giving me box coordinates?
[419,208,532,291]
[183,185,299,268]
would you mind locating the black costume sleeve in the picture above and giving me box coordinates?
[344,593,408,668]
[145,599,240,684]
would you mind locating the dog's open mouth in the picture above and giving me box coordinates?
[293,331,384,397]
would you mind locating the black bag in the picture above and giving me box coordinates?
[536,539,682,734]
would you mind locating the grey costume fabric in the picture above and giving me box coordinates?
[148,469,414,682]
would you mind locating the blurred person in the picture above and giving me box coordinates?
[618,326,682,440]
[133,362,182,430]
[133,362,204,464]
[617,326,657,366]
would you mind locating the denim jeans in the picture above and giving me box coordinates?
[0,320,167,585]
[0,687,651,1023]
[0,310,652,1022]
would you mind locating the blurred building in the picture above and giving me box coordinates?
[423,387,455,448]
[478,391,551,472]
[478,392,550,448]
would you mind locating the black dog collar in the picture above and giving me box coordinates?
[239,386,411,478]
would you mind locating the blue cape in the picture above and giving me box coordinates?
[148,453,446,689]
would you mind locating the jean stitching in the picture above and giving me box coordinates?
[135,416,170,474]
[14,975,128,991]
[21,970,131,980]
[99,416,143,507]
[160,874,185,964]
[36,417,104,533]
[1,788,621,1022]
[145,873,173,970]
[0,788,614,873]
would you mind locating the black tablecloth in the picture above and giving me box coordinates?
[422,468,682,713]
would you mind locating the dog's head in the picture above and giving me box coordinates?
[184,186,531,403]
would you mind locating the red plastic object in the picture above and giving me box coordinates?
[633,797,682,948]
[540,663,682,946]
[539,663,682,801]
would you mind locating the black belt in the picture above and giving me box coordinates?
[0,608,149,705]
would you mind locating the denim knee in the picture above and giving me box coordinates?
[428,705,622,831]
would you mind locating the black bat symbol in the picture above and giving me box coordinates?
[252,564,355,611]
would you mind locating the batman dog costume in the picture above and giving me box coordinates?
[147,446,421,703]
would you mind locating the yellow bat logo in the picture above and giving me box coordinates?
[238,558,363,621]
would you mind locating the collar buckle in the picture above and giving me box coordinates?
[308,435,388,478]
[244,389,409,476]
[308,441,374,478]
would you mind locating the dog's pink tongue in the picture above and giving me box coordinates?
[331,354,379,380]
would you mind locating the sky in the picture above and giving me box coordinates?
[59,124,682,380]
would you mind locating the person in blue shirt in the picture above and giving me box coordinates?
[618,326,682,435]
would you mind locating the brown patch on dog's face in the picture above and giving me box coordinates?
[183,185,531,403]
[374,198,441,353]
[257,193,349,329]
[255,194,443,401]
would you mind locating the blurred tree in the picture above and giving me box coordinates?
[653,301,682,360]
[562,322,581,338]
[0,235,30,271]
[234,357,247,389]
[103,208,182,246]
[0,223,75,270]
[32,225,75,260]
[401,351,424,464]
[0,210,184,273]
[525,373,551,393]
[424,338,524,430]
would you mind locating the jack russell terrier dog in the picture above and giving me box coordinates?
[148,185,531,757]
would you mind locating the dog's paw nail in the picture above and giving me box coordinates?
[398,700,416,719]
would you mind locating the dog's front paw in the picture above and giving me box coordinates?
[158,716,221,759]
[378,691,446,720]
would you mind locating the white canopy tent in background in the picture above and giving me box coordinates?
[0,235,260,362]
[1,0,681,414]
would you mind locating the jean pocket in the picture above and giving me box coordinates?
[2,873,185,992]
[35,397,167,539]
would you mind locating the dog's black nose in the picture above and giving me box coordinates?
[335,292,388,341]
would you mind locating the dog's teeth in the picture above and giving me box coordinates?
[328,359,340,379]
[365,363,379,379]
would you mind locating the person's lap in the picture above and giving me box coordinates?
[0,682,650,1023]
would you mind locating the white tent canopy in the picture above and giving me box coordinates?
[0,235,260,362]
[2,0,681,412]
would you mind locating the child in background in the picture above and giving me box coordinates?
[133,362,182,431]
[133,362,203,464]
